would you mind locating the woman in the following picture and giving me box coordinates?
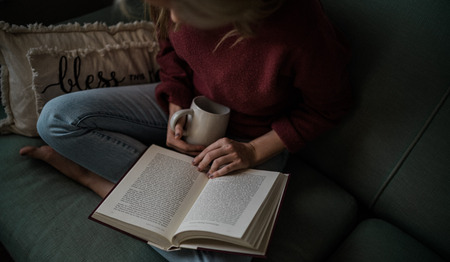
[21,0,351,260]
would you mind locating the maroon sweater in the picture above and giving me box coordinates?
[155,0,352,152]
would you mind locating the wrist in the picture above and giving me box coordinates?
[244,142,258,167]
[169,103,182,117]
[249,130,286,166]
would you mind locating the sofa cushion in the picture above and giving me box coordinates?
[328,219,445,262]
[0,0,111,25]
[60,0,146,26]
[255,160,358,261]
[299,0,450,207]
[372,89,450,260]
[0,130,166,261]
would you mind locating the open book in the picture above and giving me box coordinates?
[90,145,289,257]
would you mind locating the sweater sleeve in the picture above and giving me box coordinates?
[272,32,352,152]
[154,37,195,113]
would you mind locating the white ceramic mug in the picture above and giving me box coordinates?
[169,96,230,146]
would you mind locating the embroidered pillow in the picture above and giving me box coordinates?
[0,21,158,137]
[28,42,159,114]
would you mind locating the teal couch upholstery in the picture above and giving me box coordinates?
[1,0,449,261]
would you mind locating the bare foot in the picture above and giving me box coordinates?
[20,145,57,161]
[20,146,114,198]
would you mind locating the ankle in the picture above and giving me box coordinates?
[81,172,114,198]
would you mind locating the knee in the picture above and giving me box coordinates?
[37,95,73,140]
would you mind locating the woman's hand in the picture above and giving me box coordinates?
[193,131,286,179]
[166,103,205,156]
[192,138,256,179]
[167,103,287,177]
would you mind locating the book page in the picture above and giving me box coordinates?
[174,169,278,241]
[93,145,208,245]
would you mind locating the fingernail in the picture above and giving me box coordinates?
[175,133,181,138]
[207,173,214,179]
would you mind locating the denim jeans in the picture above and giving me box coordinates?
[38,83,170,182]
[37,83,288,262]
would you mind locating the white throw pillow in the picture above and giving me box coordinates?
[0,21,158,137]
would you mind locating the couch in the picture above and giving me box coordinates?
[1,0,449,261]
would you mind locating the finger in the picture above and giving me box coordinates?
[167,138,205,156]
[192,138,229,166]
[174,124,183,139]
[208,160,242,179]
[167,129,205,156]
[174,117,186,140]
[208,153,236,174]
[194,146,225,171]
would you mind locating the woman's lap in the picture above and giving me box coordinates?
[37,83,168,182]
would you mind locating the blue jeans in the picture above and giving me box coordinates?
[38,83,288,262]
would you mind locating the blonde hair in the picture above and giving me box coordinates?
[118,0,285,46]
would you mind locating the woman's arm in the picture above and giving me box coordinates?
[154,37,195,113]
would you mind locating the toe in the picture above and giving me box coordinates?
[19,146,37,156]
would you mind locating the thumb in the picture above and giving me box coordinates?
[174,117,186,139]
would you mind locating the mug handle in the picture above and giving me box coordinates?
[169,109,193,135]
